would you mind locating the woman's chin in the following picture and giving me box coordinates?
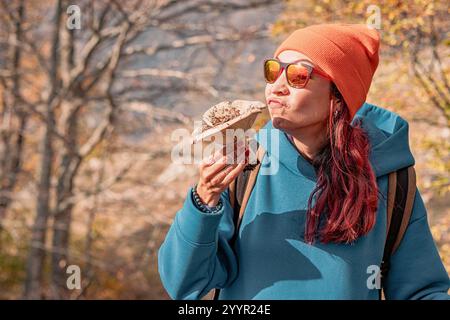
[272,117,286,129]
[272,116,303,132]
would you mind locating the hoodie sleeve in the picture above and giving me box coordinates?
[384,187,450,300]
[157,187,238,300]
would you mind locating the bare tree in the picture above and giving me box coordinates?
[410,15,450,127]
[0,0,277,299]
[24,0,63,299]
[0,0,28,232]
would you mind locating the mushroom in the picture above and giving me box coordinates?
[191,100,267,169]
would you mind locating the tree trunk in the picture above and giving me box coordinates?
[23,109,54,299]
[50,114,80,299]
[0,0,26,229]
[23,0,62,299]
[50,7,78,299]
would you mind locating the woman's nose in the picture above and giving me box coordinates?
[270,72,289,95]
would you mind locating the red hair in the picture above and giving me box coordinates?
[305,84,379,244]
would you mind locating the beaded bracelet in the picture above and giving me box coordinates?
[192,184,223,214]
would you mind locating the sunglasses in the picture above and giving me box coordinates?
[263,58,330,89]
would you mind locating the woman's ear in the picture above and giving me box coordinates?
[329,83,345,119]
[330,83,342,102]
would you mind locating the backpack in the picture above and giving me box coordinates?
[213,143,417,300]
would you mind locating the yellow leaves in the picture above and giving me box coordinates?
[275,0,447,50]
[417,136,450,197]
[387,11,396,21]
[270,21,290,37]
[416,16,425,26]
[385,34,399,47]
[423,2,435,16]
[431,214,450,271]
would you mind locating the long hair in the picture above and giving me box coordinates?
[304,84,379,244]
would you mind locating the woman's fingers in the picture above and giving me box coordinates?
[200,146,226,167]
[203,155,230,181]
[222,162,247,186]
[201,139,246,164]
[204,144,246,180]
[210,163,237,186]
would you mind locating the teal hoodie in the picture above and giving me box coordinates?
[158,103,450,300]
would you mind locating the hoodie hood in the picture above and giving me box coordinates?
[255,102,415,178]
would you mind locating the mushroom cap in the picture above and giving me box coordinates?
[192,100,266,144]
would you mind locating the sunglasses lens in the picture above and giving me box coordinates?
[264,60,281,83]
[287,64,309,88]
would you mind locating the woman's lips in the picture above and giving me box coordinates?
[268,100,285,109]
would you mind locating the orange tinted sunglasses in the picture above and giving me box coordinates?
[264,58,330,89]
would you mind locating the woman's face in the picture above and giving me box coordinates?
[264,50,332,132]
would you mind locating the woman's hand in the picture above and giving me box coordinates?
[196,140,248,207]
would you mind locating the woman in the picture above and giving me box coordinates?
[158,24,449,299]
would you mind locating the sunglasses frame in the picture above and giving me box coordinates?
[264,58,330,89]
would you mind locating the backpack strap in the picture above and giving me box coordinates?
[380,165,416,299]
[233,145,265,235]
[213,143,264,300]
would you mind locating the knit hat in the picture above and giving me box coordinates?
[274,24,380,119]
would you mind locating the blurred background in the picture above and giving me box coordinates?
[0,0,448,299]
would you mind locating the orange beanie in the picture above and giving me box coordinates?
[274,24,380,119]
